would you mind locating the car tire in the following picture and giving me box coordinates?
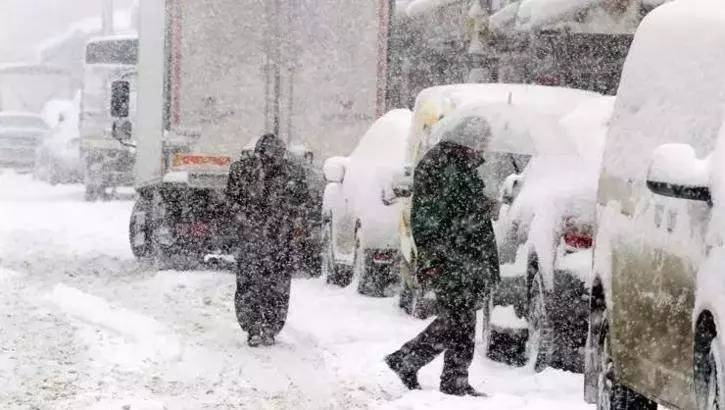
[695,324,722,410]
[321,218,353,287]
[525,262,553,373]
[480,290,494,359]
[356,229,388,297]
[399,280,414,314]
[596,311,657,410]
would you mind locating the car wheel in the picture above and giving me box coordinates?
[525,262,553,373]
[480,290,494,359]
[399,280,414,314]
[321,218,334,279]
[321,218,353,287]
[696,325,723,410]
[596,312,657,410]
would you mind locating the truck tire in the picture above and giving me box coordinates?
[129,198,153,259]
[595,311,657,410]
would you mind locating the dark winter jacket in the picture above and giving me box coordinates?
[411,141,500,306]
[226,134,310,265]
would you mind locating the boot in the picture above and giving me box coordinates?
[385,353,421,390]
[440,381,487,397]
[262,333,276,346]
[247,334,262,347]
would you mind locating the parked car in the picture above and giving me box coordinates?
[388,83,601,318]
[34,96,83,184]
[321,109,413,296]
[493,95,614,372]
[0,111,50,170]
[584,1,725,409]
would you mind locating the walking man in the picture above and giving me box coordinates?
[385,137,500,396]
[226,134,310,347]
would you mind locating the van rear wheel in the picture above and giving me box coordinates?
[695,330,722,410]
[525,268,553,372]
[596,313,657,410]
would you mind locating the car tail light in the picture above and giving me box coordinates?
[176,222,211,239]
[372,250,396,264]
[563,217,593,251]
[536,74,561,87]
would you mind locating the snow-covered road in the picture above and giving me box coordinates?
[0,170,591,409]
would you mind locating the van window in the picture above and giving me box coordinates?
[85,39,138,65]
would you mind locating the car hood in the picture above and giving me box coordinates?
[0,127,48,138]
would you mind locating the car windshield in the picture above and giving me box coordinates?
[0,115,48,129]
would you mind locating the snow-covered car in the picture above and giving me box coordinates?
[493,95,614,373]
[389,83,601,318]
[321,109,413,296]
[34,96,83,185]
[584,2,725,409]
[0,111,50,171]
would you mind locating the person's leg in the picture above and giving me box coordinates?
[236,256,265,346]
[386,315,449,389]
[440,307,479,395]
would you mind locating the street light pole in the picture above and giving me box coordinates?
[272,0,282,137]
[102,0,115,35]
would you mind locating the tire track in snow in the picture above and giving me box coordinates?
[46,284,183,369]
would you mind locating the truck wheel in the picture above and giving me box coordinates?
[596,312,657,410]
[129,198,153,259]
[525,265,553,373]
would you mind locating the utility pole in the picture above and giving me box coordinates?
[102,0,115,35]
[272,0,282,137]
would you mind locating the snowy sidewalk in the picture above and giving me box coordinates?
[0,171,591,409]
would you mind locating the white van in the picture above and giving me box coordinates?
[584,1,725,409]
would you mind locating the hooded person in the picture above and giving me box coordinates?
[226,133,310,347]
[384,117,500,397]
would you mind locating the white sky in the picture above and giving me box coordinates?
[0,0,133,63]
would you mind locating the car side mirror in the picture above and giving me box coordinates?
[499,174,523,206]
[112,119,135,148]
[646,143,711,203]
[323,156,346,183]
[382,166,413,206]
[110,80,130,118]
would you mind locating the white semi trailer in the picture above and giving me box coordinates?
[112,0,390,266]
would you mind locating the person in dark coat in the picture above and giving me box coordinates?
[226,134,310,347]
[385,140,500,396]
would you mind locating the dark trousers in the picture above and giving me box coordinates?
[234,250,291,338]
[394,301,477,389]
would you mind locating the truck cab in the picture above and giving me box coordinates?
[79,34,138,200]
